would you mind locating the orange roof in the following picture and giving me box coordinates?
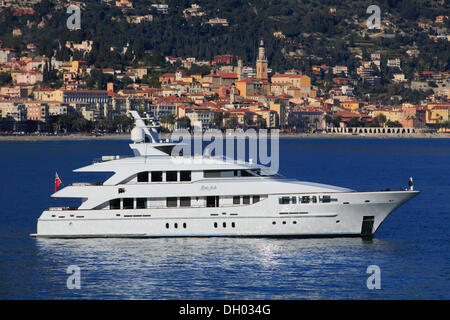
[218,72,238,79]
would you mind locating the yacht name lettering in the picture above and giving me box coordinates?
[201,185,217,191]
[179,304,214,317]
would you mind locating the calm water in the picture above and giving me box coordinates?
[0,138,448,299]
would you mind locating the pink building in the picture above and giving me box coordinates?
[16,71,43,85]
[27,103,48,121]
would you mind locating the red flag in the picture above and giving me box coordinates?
[54,172,62,199]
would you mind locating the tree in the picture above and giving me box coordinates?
[324,114,333,127]
[225,115,239,129]
[160,113,176,130]
[112,114,133,132]
[177,116,191,129]
[212,112,224,128]
[0,73,12,86]
[256,117,267,129]
[385,120,402,127]
[374,114,387,127]
[332,116,342,127]
[347,117,362,127]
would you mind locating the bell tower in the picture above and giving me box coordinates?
[256,39,268,80]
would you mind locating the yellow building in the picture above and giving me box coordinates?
[134,67,148,80]
[341,100,364,111]
[181,76,194,83]
[271,74,310,89]
[269,101,284,126]
[254,109,278,128]
[270,73,312,97]
[372,105,417,128]
[426,103,449,124]
[235,79,269,98]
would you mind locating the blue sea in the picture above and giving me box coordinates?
[0,137,448,299]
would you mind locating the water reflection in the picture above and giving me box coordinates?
[30,237,402,299]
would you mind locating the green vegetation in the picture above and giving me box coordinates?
[1,0,448,69]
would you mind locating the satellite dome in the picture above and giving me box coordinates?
[131,127,145,143]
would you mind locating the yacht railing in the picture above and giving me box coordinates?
[93,155,130,163]
[71,182,103,186]
[49,207,78,211]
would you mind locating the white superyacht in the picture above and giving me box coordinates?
[32,112,419,238]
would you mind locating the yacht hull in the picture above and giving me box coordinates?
[32,190,419,239]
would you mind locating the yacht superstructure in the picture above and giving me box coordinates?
[31,112,419,238]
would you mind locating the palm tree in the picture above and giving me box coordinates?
[160,114,176,131]
[302,117,310,131]
[212,113,223,128]
[256,117,267,129]
[313,118,320,131]
[176,116,191,130]
[324,114,333,128]
[225,115,239,129]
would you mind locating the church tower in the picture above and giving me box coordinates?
[256,39,268,80]
[237,58,243,81]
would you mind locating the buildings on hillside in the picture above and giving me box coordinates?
[0,34,448,134]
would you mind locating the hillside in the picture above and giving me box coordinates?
[0,0,448,71]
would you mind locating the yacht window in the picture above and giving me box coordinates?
[312,196,317,203]
[136,198,147,209]
[223,222,226,228]
[137,172,149,183]
[253,195,260,203]
[231,222,235,228]
[174,223,178,229]
[241,170,253,177]
[204,170,244,178]
[204,170,234,178]
[321,195,331,203]
[167,197,177,207]
[291,196,297,204]
[166,171,178,182]
[214,222,218,228]
[123,198,134,209]
[180,171,191,182]
[206,196,219,207]
[151,171,163,182]
[243,196,251,205]
[233,196,240,205]
[220,170,235,178]
[183,223,187,228]
[301,196,310,204]
[204,170,220,178]
[110,198,121,210]
[279,197,290,204]
[180,197,191,207]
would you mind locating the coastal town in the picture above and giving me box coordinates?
[0,0,449,137]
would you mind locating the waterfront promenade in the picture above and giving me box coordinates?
[0,131,449,141]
